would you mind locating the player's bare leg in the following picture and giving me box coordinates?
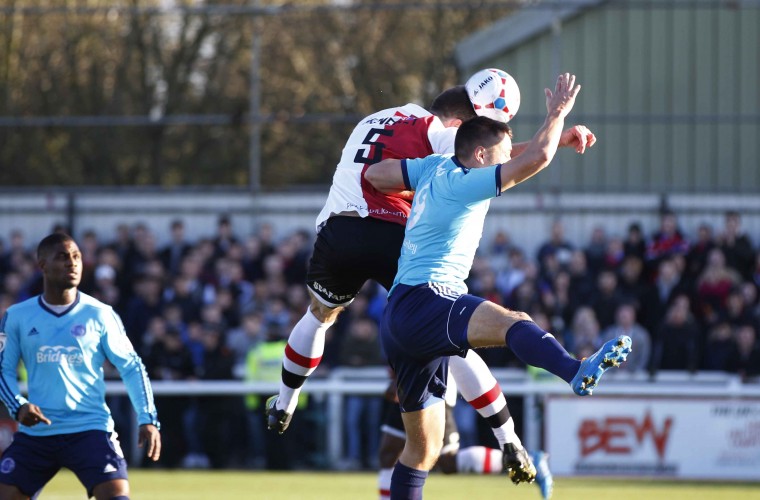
[391,402,445,498]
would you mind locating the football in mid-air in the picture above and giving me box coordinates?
[465,68,520,123]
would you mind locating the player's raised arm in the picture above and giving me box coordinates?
[499,73,581,191]
[510,124,596,157]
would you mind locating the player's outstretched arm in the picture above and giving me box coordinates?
[511,124,596,157]
[139,423,162,461]
[364,159,405,193]
[499,73,581,191]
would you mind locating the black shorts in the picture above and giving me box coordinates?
[306,216,405,307]
[380,403,460,452]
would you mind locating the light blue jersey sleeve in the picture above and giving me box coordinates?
[0,311,29,419]
[101,309,159,428]
[401,154,451,191]
[447,164,502,204]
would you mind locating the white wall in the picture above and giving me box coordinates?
[1,189,759,258]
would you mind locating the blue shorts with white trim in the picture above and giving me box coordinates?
[380,283,485,412]
[0,430,128,497]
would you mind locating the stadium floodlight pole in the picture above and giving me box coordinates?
[248,0,263,194]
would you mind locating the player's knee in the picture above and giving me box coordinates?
[92,479,129,500]
[511,310,533,323]
[309,300,343,323]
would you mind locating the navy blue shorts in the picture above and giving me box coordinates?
[380,283,485,412]
[0,430,128,498]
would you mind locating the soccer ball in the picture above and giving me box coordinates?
[465,68,520,123]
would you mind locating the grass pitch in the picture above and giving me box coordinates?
[40,470,760,499]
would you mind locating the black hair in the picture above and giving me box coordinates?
[37,232,75,260]
[454,116,512,159]
[430,86,477,122]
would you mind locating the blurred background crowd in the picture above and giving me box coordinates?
[1,209,759,471]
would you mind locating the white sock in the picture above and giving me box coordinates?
[378,468,393,500]
[492,417,522,449]
[277,309,333,414]
[449,352,521,448]
[456,446,503,474]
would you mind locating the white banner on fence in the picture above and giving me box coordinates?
[546,397,760,480]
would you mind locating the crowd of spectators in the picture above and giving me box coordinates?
[0,209,759,469]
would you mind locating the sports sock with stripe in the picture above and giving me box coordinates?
[277,308,334,414]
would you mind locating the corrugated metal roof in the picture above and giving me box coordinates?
[455,0,606,70]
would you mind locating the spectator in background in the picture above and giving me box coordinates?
[685,222,715,282]
[567,250,595,309]
[123,274,164,347]
[160,219,193,278]
[487,230,515,272]
[724,323,760,381]
[695,248,742,325]
[77,229,101,292]
[565,306,601,356]
[640,257,688,334]
[590,270,624,330]
[543,270,573,334]
[197,324,241,468]
[495,248,530,299]
[723,287,755,327]
[600,303,651,373]
[143,325,196,468]
[226,309,266,373]
[536,219,574,279]
[584,225,608,276]
[339,317,385,470]
[650,294,701,373]
[718,211,754,281]
[617,255,647,307]
[242,235,267,282]
[623,222,647,261]
[469,267,504,306]
[646,211,689,271]
[602,237,625,272]
[213,214,239,259]
[702,321,737,372]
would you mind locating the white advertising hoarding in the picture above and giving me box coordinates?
[546,397,760,480]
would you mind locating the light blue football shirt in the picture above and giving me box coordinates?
[0,292,159,436]
[391,153,502,295]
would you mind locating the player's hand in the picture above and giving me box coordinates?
[138,424,162,462]
[544,73,581,118]
[559,125,596,154]
[17,403,52,427]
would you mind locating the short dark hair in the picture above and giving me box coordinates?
[454,116,512,159]
[430,86,477,122]
[37,232,75,260]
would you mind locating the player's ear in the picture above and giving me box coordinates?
[474,146,487,165]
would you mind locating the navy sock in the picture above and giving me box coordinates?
[390,462,428,500]
[506,320,580,383]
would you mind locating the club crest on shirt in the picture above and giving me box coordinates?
[70,324,86,338]
[0,333,6,353]
[0,457,15,474]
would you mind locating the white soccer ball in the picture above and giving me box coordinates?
[465,68,520,123]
